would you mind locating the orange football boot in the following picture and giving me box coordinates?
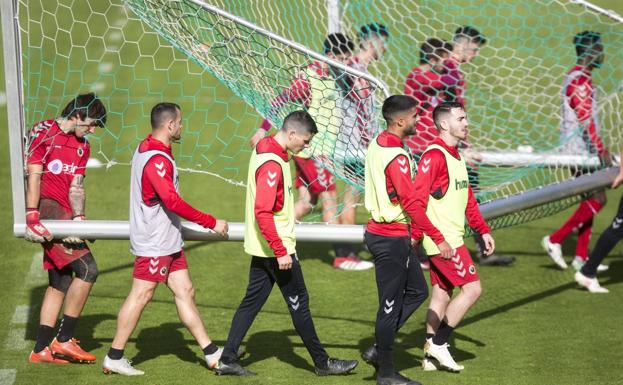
[50,338,96,362]
[29,347,70,364]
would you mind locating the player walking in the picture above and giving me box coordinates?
[362,95,428,385]
[102,103,229,375]
[216,111,358,377]
[415,101,494,372]
[25,93,106,364]
[542,31,610,271]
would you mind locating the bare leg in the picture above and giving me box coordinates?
[167,269,212,348]
[426,284,451,335]
[443,280,482,327]
[111,278,158,350]
[62,278,93,317]
[39,287,65,327]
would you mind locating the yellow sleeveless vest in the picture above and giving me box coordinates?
[244,149,296,257]
[298,65,341,159]
[421,143,469,255]
[365,135,413,225]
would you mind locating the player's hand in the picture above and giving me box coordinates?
[437,241,453,259]
[411,238,421,248]
[481,233,495,256]
[25,209,53,243]
[277,254,293,270]
[62,215,85,245]
[612,170,623,189]
[599,150,614,168]
[212,219,229,236]
[249,129,267,148]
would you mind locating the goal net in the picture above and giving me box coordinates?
[11,0,623,234]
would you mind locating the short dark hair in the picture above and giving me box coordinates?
[151,102,181,129]
[419,38,453,64]
[574,30,601,58]
[454,25,486,45]
[324,33,354,56]
[60,93,107,127]
[382,95,417,124]
[281,110,318,135]
[359,23,389,42]
[433,101,464,131]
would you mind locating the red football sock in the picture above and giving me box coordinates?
[550,198,603,244]
[575,217,593,261]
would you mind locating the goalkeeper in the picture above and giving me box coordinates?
[25,93,106,364]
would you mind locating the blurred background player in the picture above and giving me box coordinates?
[415,102,494,372]
[362,95,428,385]
[542,31,611,272]
[216,111,358,377]
[445,25,514,266]
[574,149,623,293]
[103,103,229,375]
[334,23,389,265]
[25,93,106,364]
[250,33,373,270]
[404,38,457,156]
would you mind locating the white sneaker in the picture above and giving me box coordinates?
[572,257,609,273]
[424,340,463,372]
[421,357,440,371]
[205,347,223,369]
[102,355,144,376]
[574,271,609,293]
[542,236,567,269]
[333,255,374,271]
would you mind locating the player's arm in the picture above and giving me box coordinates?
[250,73,312,148]
[145,156,227,235]
[24,127,53,242]
[568,76,607,157]
[465,186,495,255]
[254,161,290,268]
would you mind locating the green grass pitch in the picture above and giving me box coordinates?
[1,1,623,384]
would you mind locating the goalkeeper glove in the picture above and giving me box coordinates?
[62,215,86,245]
[25,208,53,243]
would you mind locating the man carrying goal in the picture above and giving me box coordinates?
[102,102,229,375]
[542,31,611,272]
[25,93,106,364]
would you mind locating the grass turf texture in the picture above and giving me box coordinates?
[1,1,623,384]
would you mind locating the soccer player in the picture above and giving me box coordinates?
[102,103,229,375]
[25,93,106,364]
[415,101,494,372]
[445,26,513,266]
[334,23,389,265]
[574,151,623,293]
[216,111,358,377]
[542,31,610,271]
[362,95,428,385]
[250,33,373,270]
[404,38,457,156]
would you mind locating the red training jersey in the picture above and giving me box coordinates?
[138,135,216,229]
[253,136,289,257]
[412,137,489,244]
[366,131,422,240]
[26,119,90,211]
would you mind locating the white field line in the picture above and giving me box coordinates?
[0,369,16,385]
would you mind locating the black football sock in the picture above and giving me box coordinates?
[57,314,78,343]
[107,347,124,360]
[202,342,218,356]
[432,321,454,345]
[34,325,54,353]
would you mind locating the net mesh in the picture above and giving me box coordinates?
[16,0,623,228]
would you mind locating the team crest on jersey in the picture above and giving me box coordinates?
[468,264,476,275]
[160,266,168,276]
[77,147,84,157]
